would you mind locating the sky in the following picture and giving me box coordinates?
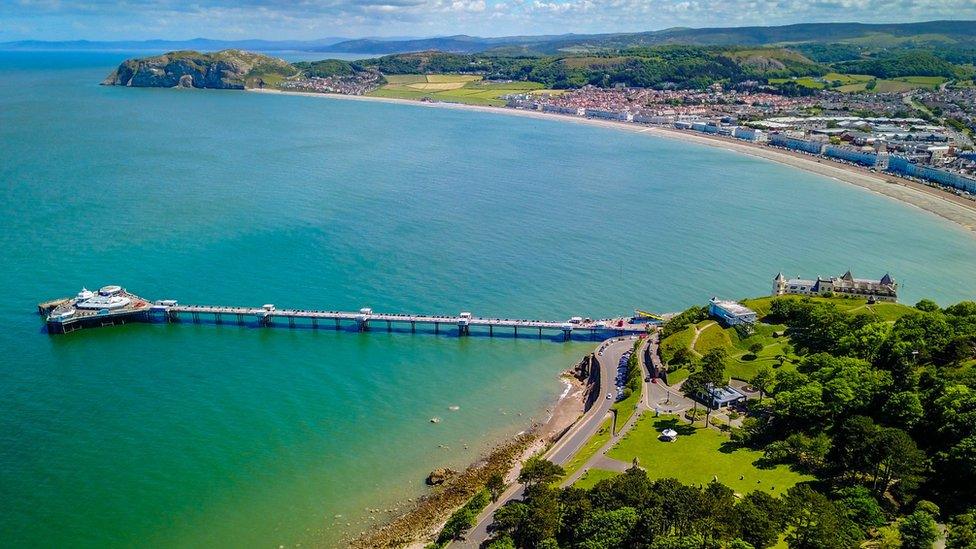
[3,0,976,42]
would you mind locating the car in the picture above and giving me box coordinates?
[606,393,612,399]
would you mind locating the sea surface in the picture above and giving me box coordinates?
[3,51,976,547]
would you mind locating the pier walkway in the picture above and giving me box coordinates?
[40,285,654,340]
[164,304,647,339]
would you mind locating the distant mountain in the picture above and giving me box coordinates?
[314,33,618,54]
[318,20,976,55]
[10,20,976,56]
[0,38,349,52]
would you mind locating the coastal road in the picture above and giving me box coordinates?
[562,333,694,484]
[455,336,637,548]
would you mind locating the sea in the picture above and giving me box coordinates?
[2,50,976,547]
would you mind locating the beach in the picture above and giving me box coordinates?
[250,87,976,234]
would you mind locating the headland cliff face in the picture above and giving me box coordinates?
[102,49,293,89]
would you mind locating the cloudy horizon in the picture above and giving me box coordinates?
[3,0,976,42]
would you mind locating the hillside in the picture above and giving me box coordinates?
[101,49,295,89]
[316,20,976,55]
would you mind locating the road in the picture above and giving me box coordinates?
[455,336,637,548]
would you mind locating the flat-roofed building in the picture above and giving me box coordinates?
[708,298,758,326]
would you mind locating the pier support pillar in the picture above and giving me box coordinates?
[434,322,439,334]
[387,320,392,332]
[489,325,493,337]
[312,318,318,329]
[215,312,222,324]
[458,322,470,336]
[236,313,244,325]
[562,328,572,342]
[357,319,369,332]
[192,312,200,323]
[289,317,295,328]
[538,327,543,338]
[335,318,340,330]
[411,321,416,333]
[514,326,518,337]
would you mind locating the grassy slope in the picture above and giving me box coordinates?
[605,415,813,495]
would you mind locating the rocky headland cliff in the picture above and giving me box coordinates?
[101,49,294,89]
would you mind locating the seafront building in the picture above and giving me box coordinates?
[708,298,758,327]
[773,271,898,302]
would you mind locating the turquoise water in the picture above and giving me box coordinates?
[2,51,976,547]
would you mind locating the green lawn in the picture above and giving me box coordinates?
[369,75,548,106]
[573,468,620,489]
[660,324,695,363]
[561,418,613,480]
[606,415,813,496]
[693,322,731,354]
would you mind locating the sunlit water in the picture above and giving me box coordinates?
[2,51,975,547]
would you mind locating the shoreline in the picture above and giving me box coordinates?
[248,87,976,234]
[348,366,589,548]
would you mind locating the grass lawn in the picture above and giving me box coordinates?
[606,415,813,496]
[562,417,613,480]
[693,322,730,354]
[740,295,915,322]
[370,74,548,106]
[573,468,620,489]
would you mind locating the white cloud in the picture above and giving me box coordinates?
[2,0,976,40]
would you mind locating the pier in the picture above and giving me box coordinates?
[40,285,656,340]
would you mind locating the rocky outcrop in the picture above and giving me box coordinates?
[102,49,293,89]
[425,468,457,486]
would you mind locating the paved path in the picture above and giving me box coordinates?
[455,337,638,548]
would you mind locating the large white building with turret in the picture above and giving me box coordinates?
[773,271,898,302]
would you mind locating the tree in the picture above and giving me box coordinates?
[518,457,564,488]
[750,366,774,402]
[680,373,706,425]
[487,472,506,502]
[882,391,925,429]
[785,485,863,549]
[749,342,765,356]
[947,510,976,549]
[573,507,639,548]
[900,510,939,549]
[834,486,886,529]
[699,348,728,425]
[916,299,941,313]
[734,491,786,548]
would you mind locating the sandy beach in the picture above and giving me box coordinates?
[249,87,976,234]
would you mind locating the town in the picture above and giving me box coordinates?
[505,84,976,196]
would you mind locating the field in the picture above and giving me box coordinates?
[370,74,552,106]
[770,72,946,93]
[589,415,813,494]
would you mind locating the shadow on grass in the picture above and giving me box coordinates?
[718,440,746,454]
[652,418,697,436]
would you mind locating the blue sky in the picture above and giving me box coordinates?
[3,0,976,41]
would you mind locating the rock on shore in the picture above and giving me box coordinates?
[101,49,293,89]
[425,468,457,486]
